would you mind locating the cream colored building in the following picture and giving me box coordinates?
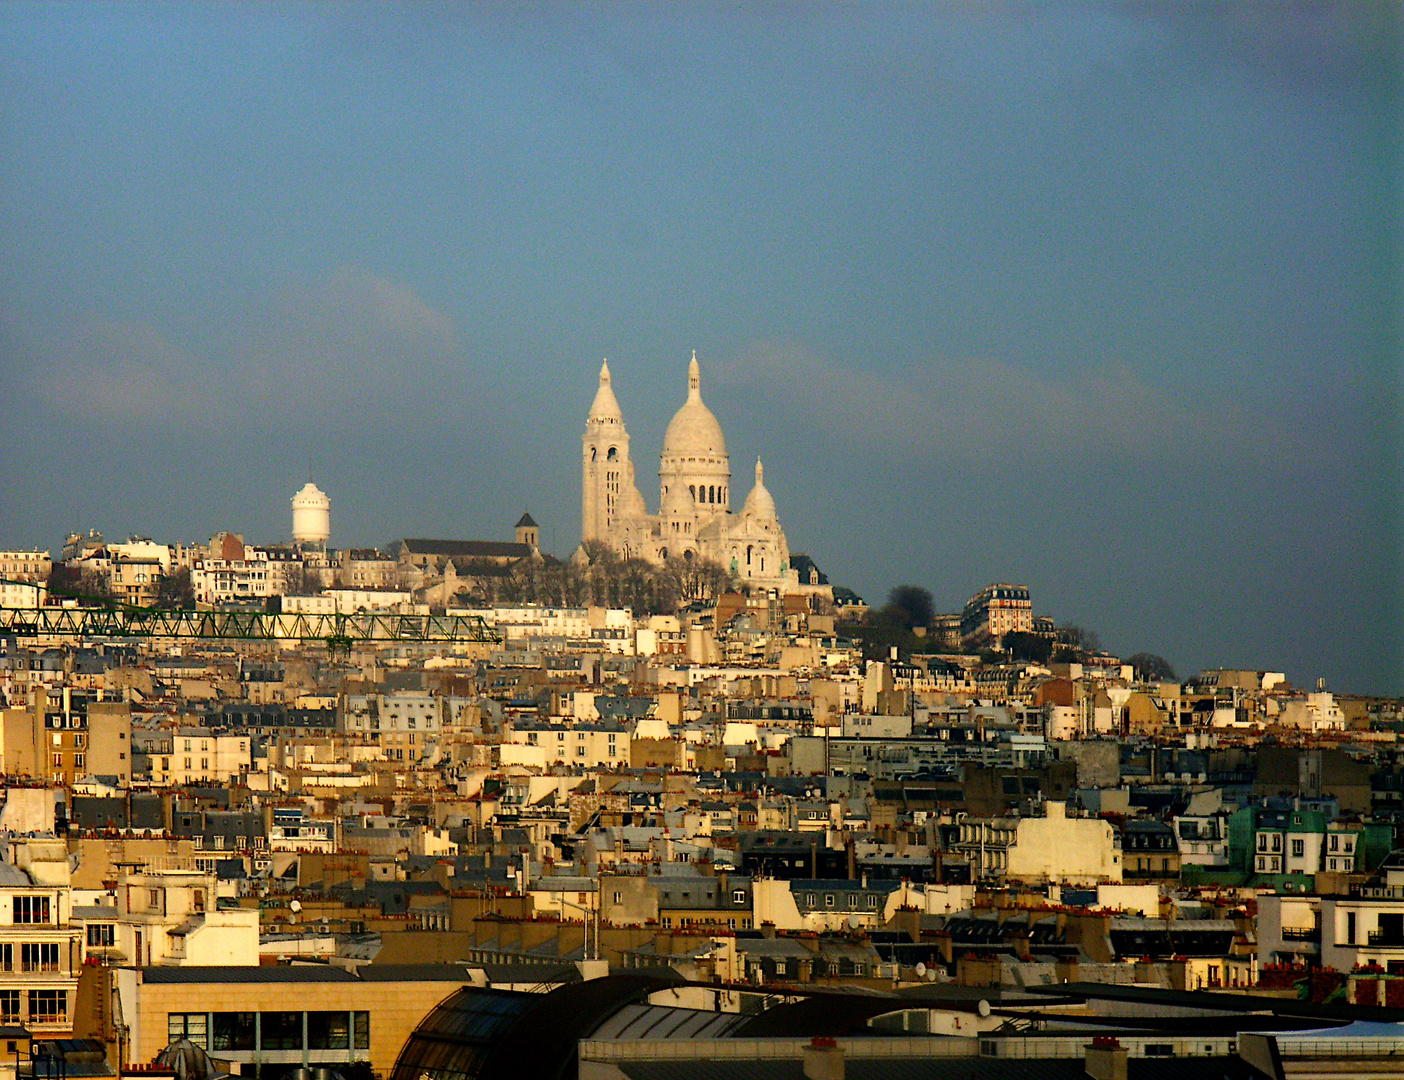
[958,801,1121,886]
[113,869,258,967]
[147,728,250,786]
[0,839,82,1037]
[581,355,813,596]
[114,965,465,1076]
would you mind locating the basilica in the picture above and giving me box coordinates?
[581,353,801,595]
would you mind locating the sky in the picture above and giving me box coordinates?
[0,3,1399,694]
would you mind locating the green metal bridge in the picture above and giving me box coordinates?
[0,582,500,647]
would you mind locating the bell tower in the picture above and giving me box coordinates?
[582,360,631,544]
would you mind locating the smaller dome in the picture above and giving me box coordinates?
[742,459,777,520]
[588,360,623,423]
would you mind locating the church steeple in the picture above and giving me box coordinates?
[687,350,700,399]
[589,358,623,423]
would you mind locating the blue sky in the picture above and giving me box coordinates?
[0,3,1399,693]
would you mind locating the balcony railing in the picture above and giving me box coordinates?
[1366,930,1404,947]
[1279,927,1321,942]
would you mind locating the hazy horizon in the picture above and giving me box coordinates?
[1,3,1399,694]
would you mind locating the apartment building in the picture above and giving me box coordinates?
[147,728,251,786]
[0,840,81,1037]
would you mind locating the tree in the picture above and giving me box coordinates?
[1056,623,1102,655]
[1127,652,1177,682]
[1004,630,1053,664]
[884,585,934,632]
[48,564,112,605]
[153,567,195,610]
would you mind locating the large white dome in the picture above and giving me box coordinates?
[662,353,727,459]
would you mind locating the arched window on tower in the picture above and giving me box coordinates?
[607,447,618,460]
[746,545,752,567]
[689,485,696,502]
[590,447,597,461]
[709,485,716,503]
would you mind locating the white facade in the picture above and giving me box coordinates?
[114,870,258,966]
[291,482,331,544]
[148,729,251,786]
[0,843,80,1035]
[192,557,272,604]
[581,356,803,595]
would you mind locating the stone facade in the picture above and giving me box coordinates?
[581,354,802,595]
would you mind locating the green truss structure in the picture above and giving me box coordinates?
[0,605,500,648]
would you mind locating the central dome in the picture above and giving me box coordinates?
[662,352,727,459]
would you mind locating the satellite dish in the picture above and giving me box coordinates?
[977,999,991,1018]
[925,969,936,982]
[290,900,302,913]
[915,962,927,978]
[846,914,861,929]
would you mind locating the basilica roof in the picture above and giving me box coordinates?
[662,352,727,460]
[588,359,623,422]
[741,458,777,520]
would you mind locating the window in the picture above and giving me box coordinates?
[307,1011,349,1050]
[210,1005,255,1050]
[21,943,58,972]
[1291,839,1304,858]
[13,896,50,924]
[1330,835,1340,852]
[261,1011,302,1050]
[27,990,64,1026]
[74,753,84,769]
[87,925,115,948]
[168,1012,206,1047]
[0,992,17,1023]
[1271,835,1281,852]
[353,1011,370,1050]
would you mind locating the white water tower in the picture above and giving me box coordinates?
[291,482,330,546]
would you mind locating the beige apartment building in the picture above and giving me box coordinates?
[0,689,131,787]
[0,840,82,1038]
[115,966,468,1077]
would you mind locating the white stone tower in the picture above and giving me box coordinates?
[658,351,730,554]
[291,482,330,546]
[581,360,630,544]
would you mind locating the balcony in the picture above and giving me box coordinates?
[1279,926,1321,942]
[1366,930,1404,947]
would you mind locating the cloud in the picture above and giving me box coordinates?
[713,340,1317,470]
[18,268,457,423]
[25,315,206,421]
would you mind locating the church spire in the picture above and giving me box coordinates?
[687,350,700,400]
[588,358,623,422]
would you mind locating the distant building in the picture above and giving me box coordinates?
[960,582,1033,651]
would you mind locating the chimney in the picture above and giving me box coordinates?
[1084,1037,1127,1080]
[803,1037,844,1080]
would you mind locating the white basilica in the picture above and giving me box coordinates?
[581,352,800,594]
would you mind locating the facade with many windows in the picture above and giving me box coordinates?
[0,843,81,1037]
